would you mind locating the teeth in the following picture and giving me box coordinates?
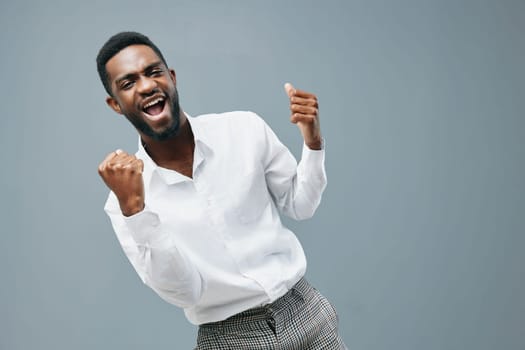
[143,97,164,108]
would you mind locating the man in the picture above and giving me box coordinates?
[96,31,346,349]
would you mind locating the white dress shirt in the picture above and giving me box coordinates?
[104,111,327,325]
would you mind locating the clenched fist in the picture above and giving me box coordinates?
[284,83,322,150]
[98,149,145,216]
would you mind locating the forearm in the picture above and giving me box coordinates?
[276,143,327,220]
[106,202,202,308]
[266,84,326,219]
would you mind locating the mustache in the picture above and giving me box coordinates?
[126,91,181,141]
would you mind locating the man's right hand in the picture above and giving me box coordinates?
[98,149,145,217]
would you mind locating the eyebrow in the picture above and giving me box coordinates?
[114,61,164,86]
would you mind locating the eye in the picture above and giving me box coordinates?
[149,68,163,77]
[121,81,134,90]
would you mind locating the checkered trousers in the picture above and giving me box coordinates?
[195,278,347,349]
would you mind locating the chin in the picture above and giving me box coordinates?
[150,118,180,141]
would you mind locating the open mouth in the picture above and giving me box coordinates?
[142,97,166,117]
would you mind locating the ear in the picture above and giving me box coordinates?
[169,69,177,85]
[106,96,122,114]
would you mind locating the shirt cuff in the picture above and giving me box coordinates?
[299,139,327,184]
[301,138,325,164]
[123,207,162,246]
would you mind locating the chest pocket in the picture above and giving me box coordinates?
[221,166,270,224]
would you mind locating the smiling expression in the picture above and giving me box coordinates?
[105,44,181,141]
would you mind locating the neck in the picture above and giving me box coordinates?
[141,110,195,169]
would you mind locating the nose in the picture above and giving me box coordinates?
[136,76,157,95]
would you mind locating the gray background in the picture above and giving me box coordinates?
[1,0,524,349]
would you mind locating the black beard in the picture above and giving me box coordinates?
[126,90,181,141]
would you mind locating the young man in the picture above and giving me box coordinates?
[97,31,346,349]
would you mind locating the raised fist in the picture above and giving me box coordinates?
[284,82,322,150]
[98,149,145,216]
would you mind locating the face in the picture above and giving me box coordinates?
[105,44,181,141]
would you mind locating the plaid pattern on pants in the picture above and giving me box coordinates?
[195,278,347,349]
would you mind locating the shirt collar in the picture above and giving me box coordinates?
[136,113,213,187]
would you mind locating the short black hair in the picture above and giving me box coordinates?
[96,31,168,96]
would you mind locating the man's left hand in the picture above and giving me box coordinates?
[284,83,322,150]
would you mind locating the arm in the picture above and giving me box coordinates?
[261,84,327,220]
[99,150,202,308]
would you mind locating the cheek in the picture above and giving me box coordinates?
[117,94,136,111]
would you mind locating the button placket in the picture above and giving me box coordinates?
[265,305,277,335]
[266,317,276,335]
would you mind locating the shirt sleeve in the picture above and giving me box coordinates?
[258,114,327,220]
[104,193,203,308]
